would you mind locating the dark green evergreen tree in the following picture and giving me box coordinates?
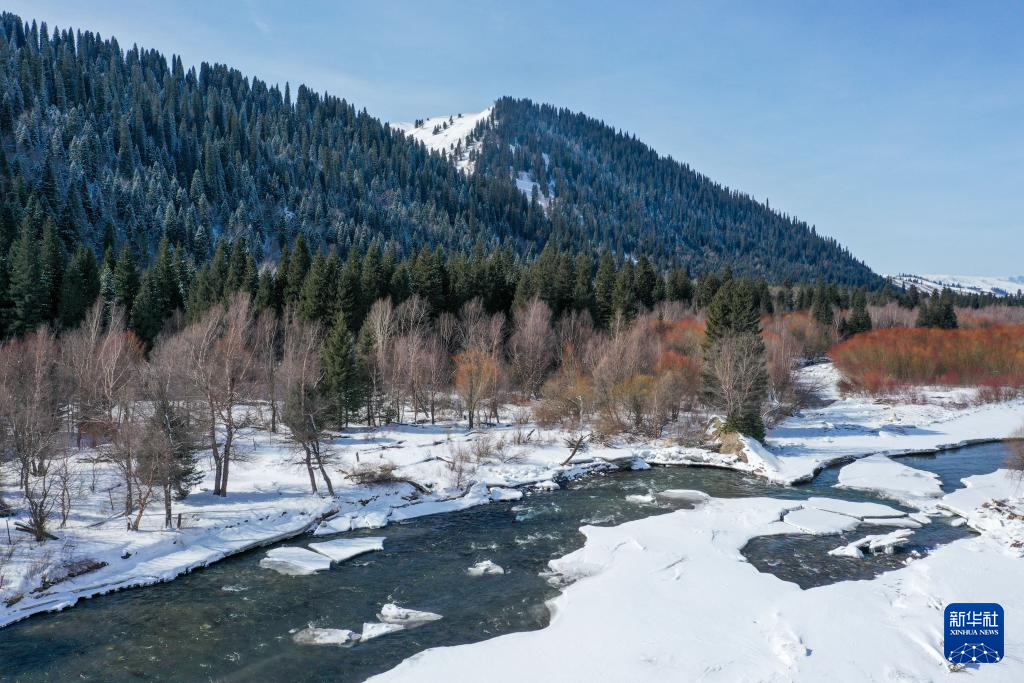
[702,279,768,440]
[58,245,100,328]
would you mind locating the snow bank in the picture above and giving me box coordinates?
[489,487,523,502]
[939,470,1024,555]
[308,537,385,563]
[370,497,1024,682]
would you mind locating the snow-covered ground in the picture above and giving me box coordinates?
[653,363,1024,484]
[372,489,1024,682]
[0,418,644,628]
[2,361,1021,641]
[390,108,492,173]
[888,273,1024,297]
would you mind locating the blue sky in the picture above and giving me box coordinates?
[8,0,1022,275]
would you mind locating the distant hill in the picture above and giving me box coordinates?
[888,273,1024,298]
[0,12,877,285]
[462,98,880,285]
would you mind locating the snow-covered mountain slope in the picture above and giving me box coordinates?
[391,107,492,173]
[888,273,1024,297]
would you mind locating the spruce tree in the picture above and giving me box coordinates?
[113,244,140,313]
[847,288,872,336]
[612,261,636,319]
[593,252,616,326]
[58,245,100,328]
[811,280,834,327]
[702,280,768,440]
[322,312,366,427]
[634,256,658,310]
[7,217,45,335]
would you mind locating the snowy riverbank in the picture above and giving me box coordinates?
[372,478,1024,682]
[2,362,1021,632]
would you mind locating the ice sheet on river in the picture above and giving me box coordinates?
[259,547,332,576]
[836,454,943,504]
[308,537,385,563]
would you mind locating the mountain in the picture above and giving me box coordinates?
[887,273,1024,298]
[462,98,879,285]
[0,12,876,286]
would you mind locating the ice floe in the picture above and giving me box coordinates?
[467,560,505,576]
[259,547,333,576]
[828,529,914,559]
[308,537,385,563]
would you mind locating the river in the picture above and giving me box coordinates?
[0,441,1011,682]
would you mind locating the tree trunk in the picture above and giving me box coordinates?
[210,405,222,496]
[220,420,233,497]
[304,445,318,494]
[163,483,173,528]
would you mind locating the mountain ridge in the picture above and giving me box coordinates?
[0,12,877,286]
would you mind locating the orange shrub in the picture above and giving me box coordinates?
[830,325,1024,394]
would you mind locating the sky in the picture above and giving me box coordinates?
[6,0,1022,276]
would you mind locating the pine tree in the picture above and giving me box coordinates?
[113,244,140,313]
[811,280,834,327]
[58,245,100,328]
[846,288,872,336]
[572,253,594,314]
[593,252,616,326]
[298,252,339,323]
[39,220,63,321]
[7,217,45,335]
[702,280,768,440]
[612,261,636,319]
[322,312,366,427]
[634,256,658,310]
[285,234,311,305]
[917,288,958,329]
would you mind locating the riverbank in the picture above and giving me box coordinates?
[2,363,1021,631]
[372,472,1024,682]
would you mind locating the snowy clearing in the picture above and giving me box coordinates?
[390,108,492,173]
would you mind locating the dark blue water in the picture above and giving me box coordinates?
[0,442,1010,683]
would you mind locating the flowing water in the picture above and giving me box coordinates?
[0,442,1011,682]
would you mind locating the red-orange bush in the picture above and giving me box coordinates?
[830,325,1024,394]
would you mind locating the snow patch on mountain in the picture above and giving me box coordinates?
[888,273,1024,297]
[391,108,492,173]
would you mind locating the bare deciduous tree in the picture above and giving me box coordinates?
[509,298,555,397]
[0,329,65,541]
[181,293,258,497]
[279,316,335,495]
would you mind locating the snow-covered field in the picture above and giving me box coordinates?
[2,361,1022,680]
[888,273,1024,297]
